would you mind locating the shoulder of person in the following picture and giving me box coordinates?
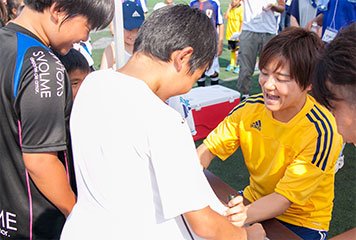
[228,93,265,118]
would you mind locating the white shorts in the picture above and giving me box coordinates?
[205,56,220,76]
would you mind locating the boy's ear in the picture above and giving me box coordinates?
[172,47,193,72]
[49,2,62,25]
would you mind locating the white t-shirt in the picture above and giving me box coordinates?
[154,2,167,10]
[60,70,225,239]
[242,0,279,34]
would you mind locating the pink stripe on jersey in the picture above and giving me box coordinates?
[25,170,33,240]
[64,151,70,183]
[18,121,33,240]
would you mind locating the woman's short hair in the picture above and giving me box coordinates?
[259,27,324,90]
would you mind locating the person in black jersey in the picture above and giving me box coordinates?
[0,0,114,239]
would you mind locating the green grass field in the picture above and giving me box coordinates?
[90,1,356,237]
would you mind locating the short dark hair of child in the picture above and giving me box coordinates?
[312,23,356,110]
[55,48,90,75]
[259,26,324,90]
[6,0,23,20]
[0,0,7,26]
[23,0,114,30]
[134,4,217,74]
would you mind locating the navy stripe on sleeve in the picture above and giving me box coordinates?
[314,105,334,171]
[228,95,264,116]
[306,113,322,165]
[310,109,328,169]
[306,105,334,171]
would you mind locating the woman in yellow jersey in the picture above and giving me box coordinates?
[224,0,243,74]
[197,27,343,240]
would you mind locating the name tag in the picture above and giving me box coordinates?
[322,27,338,43]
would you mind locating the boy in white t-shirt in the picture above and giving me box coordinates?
[61,4,265,240]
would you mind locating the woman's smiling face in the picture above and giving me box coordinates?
[259,57,310,123]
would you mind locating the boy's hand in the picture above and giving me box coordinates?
[223,195,247,227]
[246,223,266,240]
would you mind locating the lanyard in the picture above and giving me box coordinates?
[329,0,338,29]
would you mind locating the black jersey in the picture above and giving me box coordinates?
[0,23,75,239]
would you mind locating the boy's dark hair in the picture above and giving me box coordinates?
[54,48,90,74]
[259,27,324,90]
[133,4,217,74]
[312,23,356,109]
[6,0,22,20]
[24,0,114,30]
[0,0,8,26]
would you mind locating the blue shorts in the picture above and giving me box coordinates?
[278,220,328,240]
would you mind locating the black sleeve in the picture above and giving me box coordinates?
[15,47,71,153]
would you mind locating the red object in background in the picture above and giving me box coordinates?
[192,99,240,141]
[183,85,240,141]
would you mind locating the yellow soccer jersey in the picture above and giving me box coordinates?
[226,5,243,40]
[204,94,343,231]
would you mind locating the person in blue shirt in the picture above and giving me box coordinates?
[306,0,356,43]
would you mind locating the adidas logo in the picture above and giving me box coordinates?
[132,11,141,17]
[251,120,261,131]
